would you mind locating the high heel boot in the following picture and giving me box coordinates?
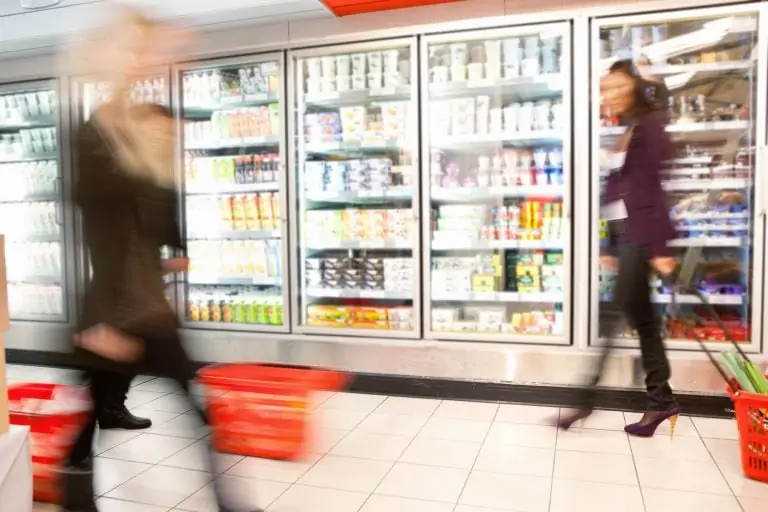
[624,406,681,438]
[60,458,98,512]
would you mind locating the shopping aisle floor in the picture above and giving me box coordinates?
[8,364,764,512]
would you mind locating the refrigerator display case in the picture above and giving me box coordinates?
[175,55,288,331]
[422,25,572,343]
[592,6,764,350]
[0,80,70,322]
[289,40,420,336]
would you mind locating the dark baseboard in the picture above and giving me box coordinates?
[6,349,734,418]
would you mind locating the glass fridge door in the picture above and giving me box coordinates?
[592,7,762,350]
[423,25,572,342]
[0,80,68,322]
[291,39,420,336]
[177,55,288,331]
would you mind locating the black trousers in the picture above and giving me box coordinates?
[68,331,203,465]
[587,238,677,410]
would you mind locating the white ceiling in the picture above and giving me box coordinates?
[0,0,331,55]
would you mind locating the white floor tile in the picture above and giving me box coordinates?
[330,431,412,461]
[692,417,739,440]
[360,495,454,512]
[629,434,713,462]
[474,443,554,478]
[150,411,209,439]
[703,438,742,471]
[418,417,490,443]
[721,468,768,499]
[309,391,336,409]
[125,390,170,409]
[554,450,637,485]
[740,496,766,512]
[266,484,369,512]
[321,392,387,412]
[106,465,211,508]
[356,413,429,437]
[562,409,626,431]
[160,440,243,473]
[315,407,371,431]
[433,400,499,421]
[94,457,152,495]
[298,455,393,493]
[484,423,557,450]
[101,433,195,464]
[176,475,289,512]
[455,507,510,512]
[306,428,350,454]
[132,378,180,393]
[549,480,643,512]
[459,470,551,511]
[374,396,442,416]
[642,488,742,512]
[399,437,481,469]
[226,453,321,484]
[624,412,699,437]
[556,429,630,455]
[94,429,143,455]
[495,404,559,426]
[96,497,169,512]
[634,456,732,495]
[140,393,193,413]
[375,462,469,503]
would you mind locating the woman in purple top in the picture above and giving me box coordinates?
[559,60,681,437]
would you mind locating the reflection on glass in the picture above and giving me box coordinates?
[0,86,64,320]
[181,62,285,327]
[427,28,569,339]
[597,13,757,344]
[296,45,416,332]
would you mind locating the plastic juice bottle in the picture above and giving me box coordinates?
[275,300,284,325]
[246,298,258,324]
[225,157,236,184]
[232,195,247,230]
[244,194,261,230]
[270,193,280,222]
[269,104,280,135]
[219,196,234,230]
[257,297,268,324]
[266,298,277,325]
[234,299,246,323]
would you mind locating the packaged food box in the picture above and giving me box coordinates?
[471,274,497,292]
[350,307,389,329]
[516,264,541,293]
[307,305,347,327]
[541,265,564,292]
[323,268,342,281]
[323,258,346,270]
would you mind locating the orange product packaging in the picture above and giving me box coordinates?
[350,307,389,329]
[219,195,234,229]
[244,194,261,230]
[270,193,280,222]
[257,193,274,229]
[231,195,248,230]
[228,110,241,139]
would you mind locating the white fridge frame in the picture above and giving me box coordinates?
[420,22,574,345]
[588,3,767,353]
[287,38,423,339]
[172,52,291,334]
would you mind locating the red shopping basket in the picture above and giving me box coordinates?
[8,383,90,503]
[198,364,348,460]
[725,382,768,483]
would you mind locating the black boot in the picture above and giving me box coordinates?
[98,404,152,430]
[61,459,99,512]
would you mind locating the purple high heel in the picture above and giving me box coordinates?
[625,407,681,438]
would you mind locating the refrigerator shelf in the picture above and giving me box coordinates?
[429,74,563,99]
[431,130,563,149]
[304,188,412,203]
[304,87,411,107]
[663,178,750,191]
[431,239,563,251]
[306,288,411,300]
[643,60,754,76]
[0,115,56,130]
[432,291,562,303]
[669,237,746,247]
[185,136,280,151]
[673,212,749,221]
[431,185,564,202]
[601,120,750,139]
[651,294,743,306]
[5,234,61,243]
[185,182,279,195]
[306,239,412,250]
[0,153,58,163]
[0,194,58,203]
[186,229,281,241]
[184,94,279,114]
[7,276,61,285]
[187,275,281,286]
[304,139,405,154]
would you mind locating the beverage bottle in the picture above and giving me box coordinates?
[219,195,234,230]
[244,194,260,230]
[232,195,247,230]
[244,155,255,184]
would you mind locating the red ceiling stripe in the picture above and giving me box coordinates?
[322,0,463,17]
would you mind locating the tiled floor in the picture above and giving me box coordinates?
[7,364,765,512]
